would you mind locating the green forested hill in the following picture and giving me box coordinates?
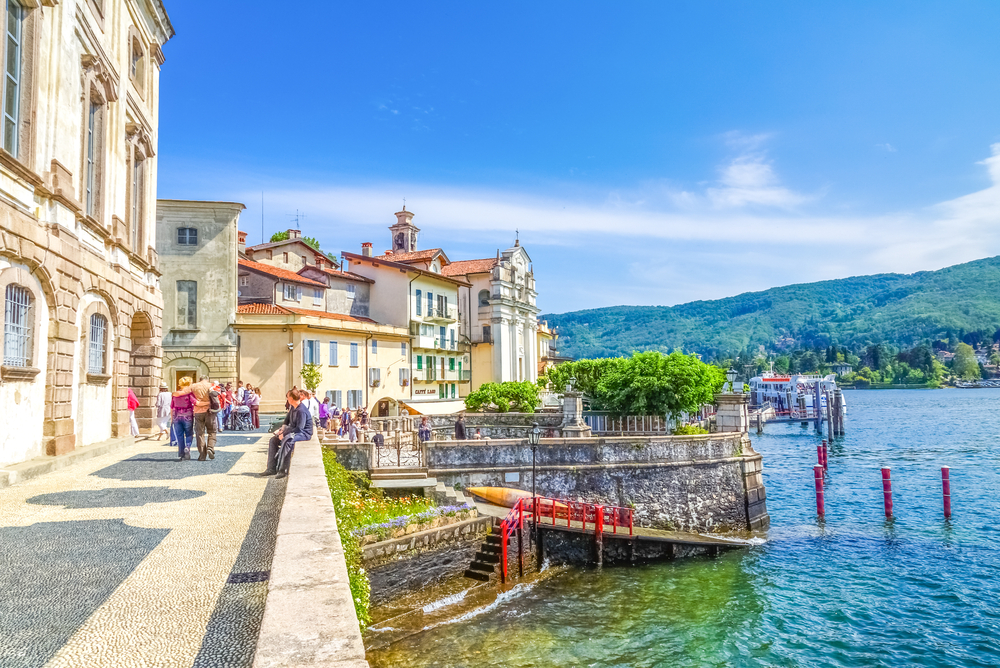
[543,256,1000,359]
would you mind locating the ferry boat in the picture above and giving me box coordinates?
[748,372,844,417]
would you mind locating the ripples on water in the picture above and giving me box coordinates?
[367,390,1000,667]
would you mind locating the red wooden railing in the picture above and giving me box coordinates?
[499,496,634,582]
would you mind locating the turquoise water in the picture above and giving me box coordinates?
[368,390,1000,667]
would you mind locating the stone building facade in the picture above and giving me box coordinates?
[157,199,243,389]
[446,240,540,389]
[0,1,173,467]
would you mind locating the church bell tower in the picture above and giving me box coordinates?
[389,206,419,253]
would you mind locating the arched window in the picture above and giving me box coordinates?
[88,313,107,373]
[3,283,32,367]
[478,289,490,307]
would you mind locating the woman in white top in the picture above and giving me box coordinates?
[154,384,172,441]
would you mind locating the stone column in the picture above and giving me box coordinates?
[715,393,749,433]
[559,390,592,438]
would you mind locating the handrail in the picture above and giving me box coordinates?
[499,495,634,582]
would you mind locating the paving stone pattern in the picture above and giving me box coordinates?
[0,430,286,668]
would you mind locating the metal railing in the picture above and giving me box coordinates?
[583,413,671,434]
[500,496,634,583]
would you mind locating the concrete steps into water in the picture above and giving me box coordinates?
[464,533,503,582]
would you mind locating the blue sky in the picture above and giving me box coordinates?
[157,1,1000,313]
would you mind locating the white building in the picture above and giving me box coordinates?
[341,208,473,413]
[446,241,540,389]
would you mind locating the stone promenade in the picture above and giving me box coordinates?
[0,429,285,668]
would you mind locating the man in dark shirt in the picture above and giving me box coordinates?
[454,414,467,440]
[261,389,313,479]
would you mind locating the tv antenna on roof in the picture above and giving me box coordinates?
[287,210,306,228]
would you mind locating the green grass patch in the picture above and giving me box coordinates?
[321,449,435,630]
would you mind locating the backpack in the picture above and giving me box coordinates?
[208,390,221,413]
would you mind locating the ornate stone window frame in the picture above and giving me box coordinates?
[0,264,43,381]
[127,25,146,101]
[79,53,117,225]
[125,120,154,256]
[80,296,113,384]
[0,0,39,176]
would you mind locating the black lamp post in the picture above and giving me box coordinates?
[527,422,541,544]
[726,367,738,393]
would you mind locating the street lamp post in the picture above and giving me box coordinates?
[527,422,541,546]
[726,367,738,393]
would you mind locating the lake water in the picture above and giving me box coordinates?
[367,390,1000,667]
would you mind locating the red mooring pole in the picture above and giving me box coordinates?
[822,439,829,470]
[813,465,825,516]
[881,467,893,518]
[817,444,824,469]
[942,466,952,518]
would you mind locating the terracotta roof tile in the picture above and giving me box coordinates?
[236,303,292,315]
[321,268,375,284]
[441,258,498,276]
[284,307,376,323]
[236,302,377,324]
[374,248,444,263]
[238,259,327,287]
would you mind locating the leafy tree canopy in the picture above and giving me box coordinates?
[952,343,981,380]
[270,230,322,251]
[300,363,323,392]
[464,381,540,413]
[541,351,724,417]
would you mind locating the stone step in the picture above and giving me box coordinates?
[485,534,502,546]
[371,477,438,489]
[475,551,501,564]
[463,569,491,582]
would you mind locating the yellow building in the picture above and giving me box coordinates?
[234,242,411,415]
[234,304,409,415]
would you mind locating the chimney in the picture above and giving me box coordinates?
[237,230,247,255]
[288,228,301,239]
[315,256,325,269]
[361,242,373,257]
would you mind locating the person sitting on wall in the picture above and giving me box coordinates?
[418,416,432,443]
[260,388,313,479]
[473,429,483,440]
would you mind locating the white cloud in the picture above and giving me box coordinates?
[172,140,1000,311]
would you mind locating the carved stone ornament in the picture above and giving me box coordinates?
[81,53,119,103]
[126,121,155,158]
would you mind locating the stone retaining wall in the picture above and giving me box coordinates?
[427,433,769,533]
[362,515,494,606]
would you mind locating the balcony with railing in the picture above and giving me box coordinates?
[425,305,458,323]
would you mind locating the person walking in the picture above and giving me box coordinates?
[348,414,359,443]
[418,416,432,443]
[454,413,467,440]
[175,377,217,461]
[340,407,350,438]
[171,377,196,460]
[245,386,260,429]
[154,384,172,441]
[260,388,313,479]
[319,396,330,430]
[127,388,141,437]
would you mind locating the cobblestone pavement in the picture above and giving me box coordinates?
[0,428,286,668]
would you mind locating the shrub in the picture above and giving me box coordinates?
[673,425,709,435]
[464,381,540,413]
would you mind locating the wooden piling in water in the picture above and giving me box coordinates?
[826,390,834,441]
[814,465,825,516]
[942,467,952,518]
[881,467,893,517]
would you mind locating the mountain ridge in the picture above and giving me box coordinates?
[542,255,1000,359]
